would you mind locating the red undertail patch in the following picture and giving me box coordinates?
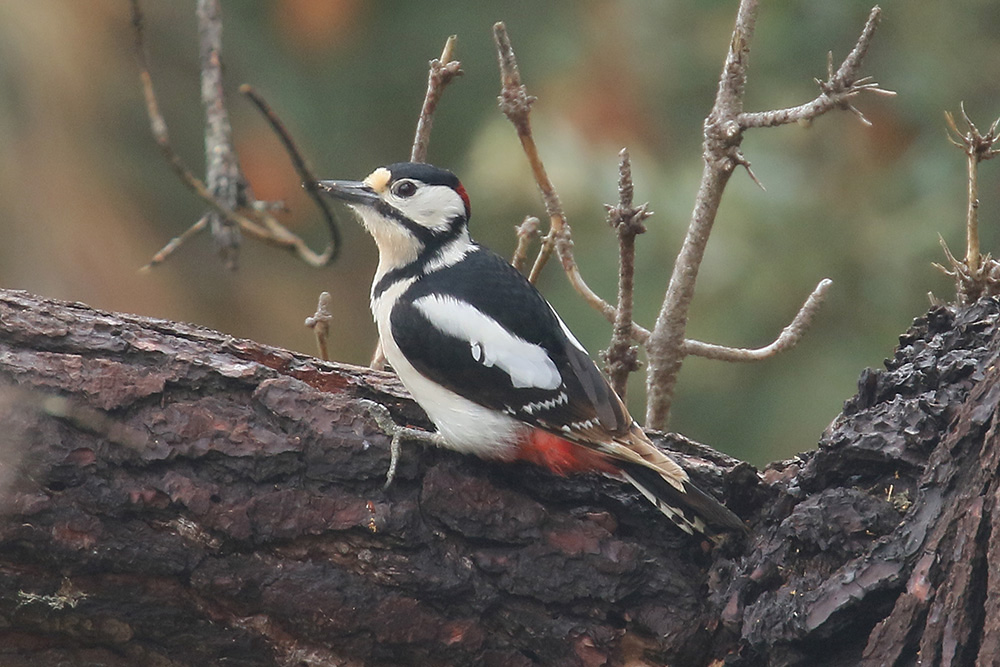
[515,429,617,476]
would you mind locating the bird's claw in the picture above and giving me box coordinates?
[359,399,443,489]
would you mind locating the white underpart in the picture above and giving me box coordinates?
[412,294,562,391]
[373,281,527,457]
[388,184,466,232]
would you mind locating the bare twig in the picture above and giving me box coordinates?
[644,3,884,428]
[133,0,254,265]
[411,36,463,163]
[361,37,464,369]
[937,106,1000,303]
[304,292,334,361]
[683,279,832,361]
[133,0,342,270]
[493,23,650,344]
[602,149,650,399]
[738,8,894,129]
[241,84,341,264]
[510,216,540,273]
[493,23,558,284]
[140,215,209,272]
[197,0,242,269]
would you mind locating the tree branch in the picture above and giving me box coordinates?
[602,149,650,398]
[411,35,462,163]
[644,4,885,428]
[133,0,341,270]
[936,105,1000,303]
[493,23,650,344]
[510,215,540,273]
[738,7,894,129]
[683,278,832,361]
[303,291,333,361]
[197,0,242,269]
[241,85,342,264]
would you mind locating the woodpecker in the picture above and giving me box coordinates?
[318,162,745,537]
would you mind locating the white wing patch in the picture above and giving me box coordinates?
[412,294,562,391]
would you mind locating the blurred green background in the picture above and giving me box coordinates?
[1,1,998,465]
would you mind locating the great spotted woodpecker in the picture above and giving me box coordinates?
[318,162,745,537]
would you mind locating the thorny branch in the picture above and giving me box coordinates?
[411,36,463,164]
[738,7,895,129]
[644,3,887,428]
[935,105,1000,304]
[132,0,341,271]
[602,149,649,399]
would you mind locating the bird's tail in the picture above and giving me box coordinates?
[619,460,747,538]
[610,424,747,538]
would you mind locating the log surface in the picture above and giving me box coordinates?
[1,289,998,666]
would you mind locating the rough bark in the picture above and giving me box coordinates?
[1,288,999,666]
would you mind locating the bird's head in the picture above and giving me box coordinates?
[317,162,471,272]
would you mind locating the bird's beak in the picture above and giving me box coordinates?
[315,179,380,207]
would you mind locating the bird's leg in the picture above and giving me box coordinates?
[359,400,446,489]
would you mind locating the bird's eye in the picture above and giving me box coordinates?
[393,180,418,198]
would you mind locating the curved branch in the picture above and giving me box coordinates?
[241,85,342,265]
[133,0,343,270]
[683,278,832,361]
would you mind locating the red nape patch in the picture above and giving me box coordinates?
[455,182,471,219]
[515,429,617,476]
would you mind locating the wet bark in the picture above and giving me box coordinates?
[1,288,998,666]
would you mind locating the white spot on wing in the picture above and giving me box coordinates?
[413,294,562,391]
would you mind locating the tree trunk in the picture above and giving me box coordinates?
[0,288,998,666]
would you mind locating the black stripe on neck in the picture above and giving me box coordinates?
[371,215,469,300]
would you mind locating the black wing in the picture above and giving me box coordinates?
[390,247,630,437]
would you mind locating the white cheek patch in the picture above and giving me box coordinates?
[396,185,466,231]
[413,294,562,391]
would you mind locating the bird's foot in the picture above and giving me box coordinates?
[360,400,445,489]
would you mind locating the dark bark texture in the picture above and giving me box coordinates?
[1,289,998,666]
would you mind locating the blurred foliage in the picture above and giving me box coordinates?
[1,0,998,465]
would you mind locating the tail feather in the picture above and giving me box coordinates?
[620,460,747,538]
